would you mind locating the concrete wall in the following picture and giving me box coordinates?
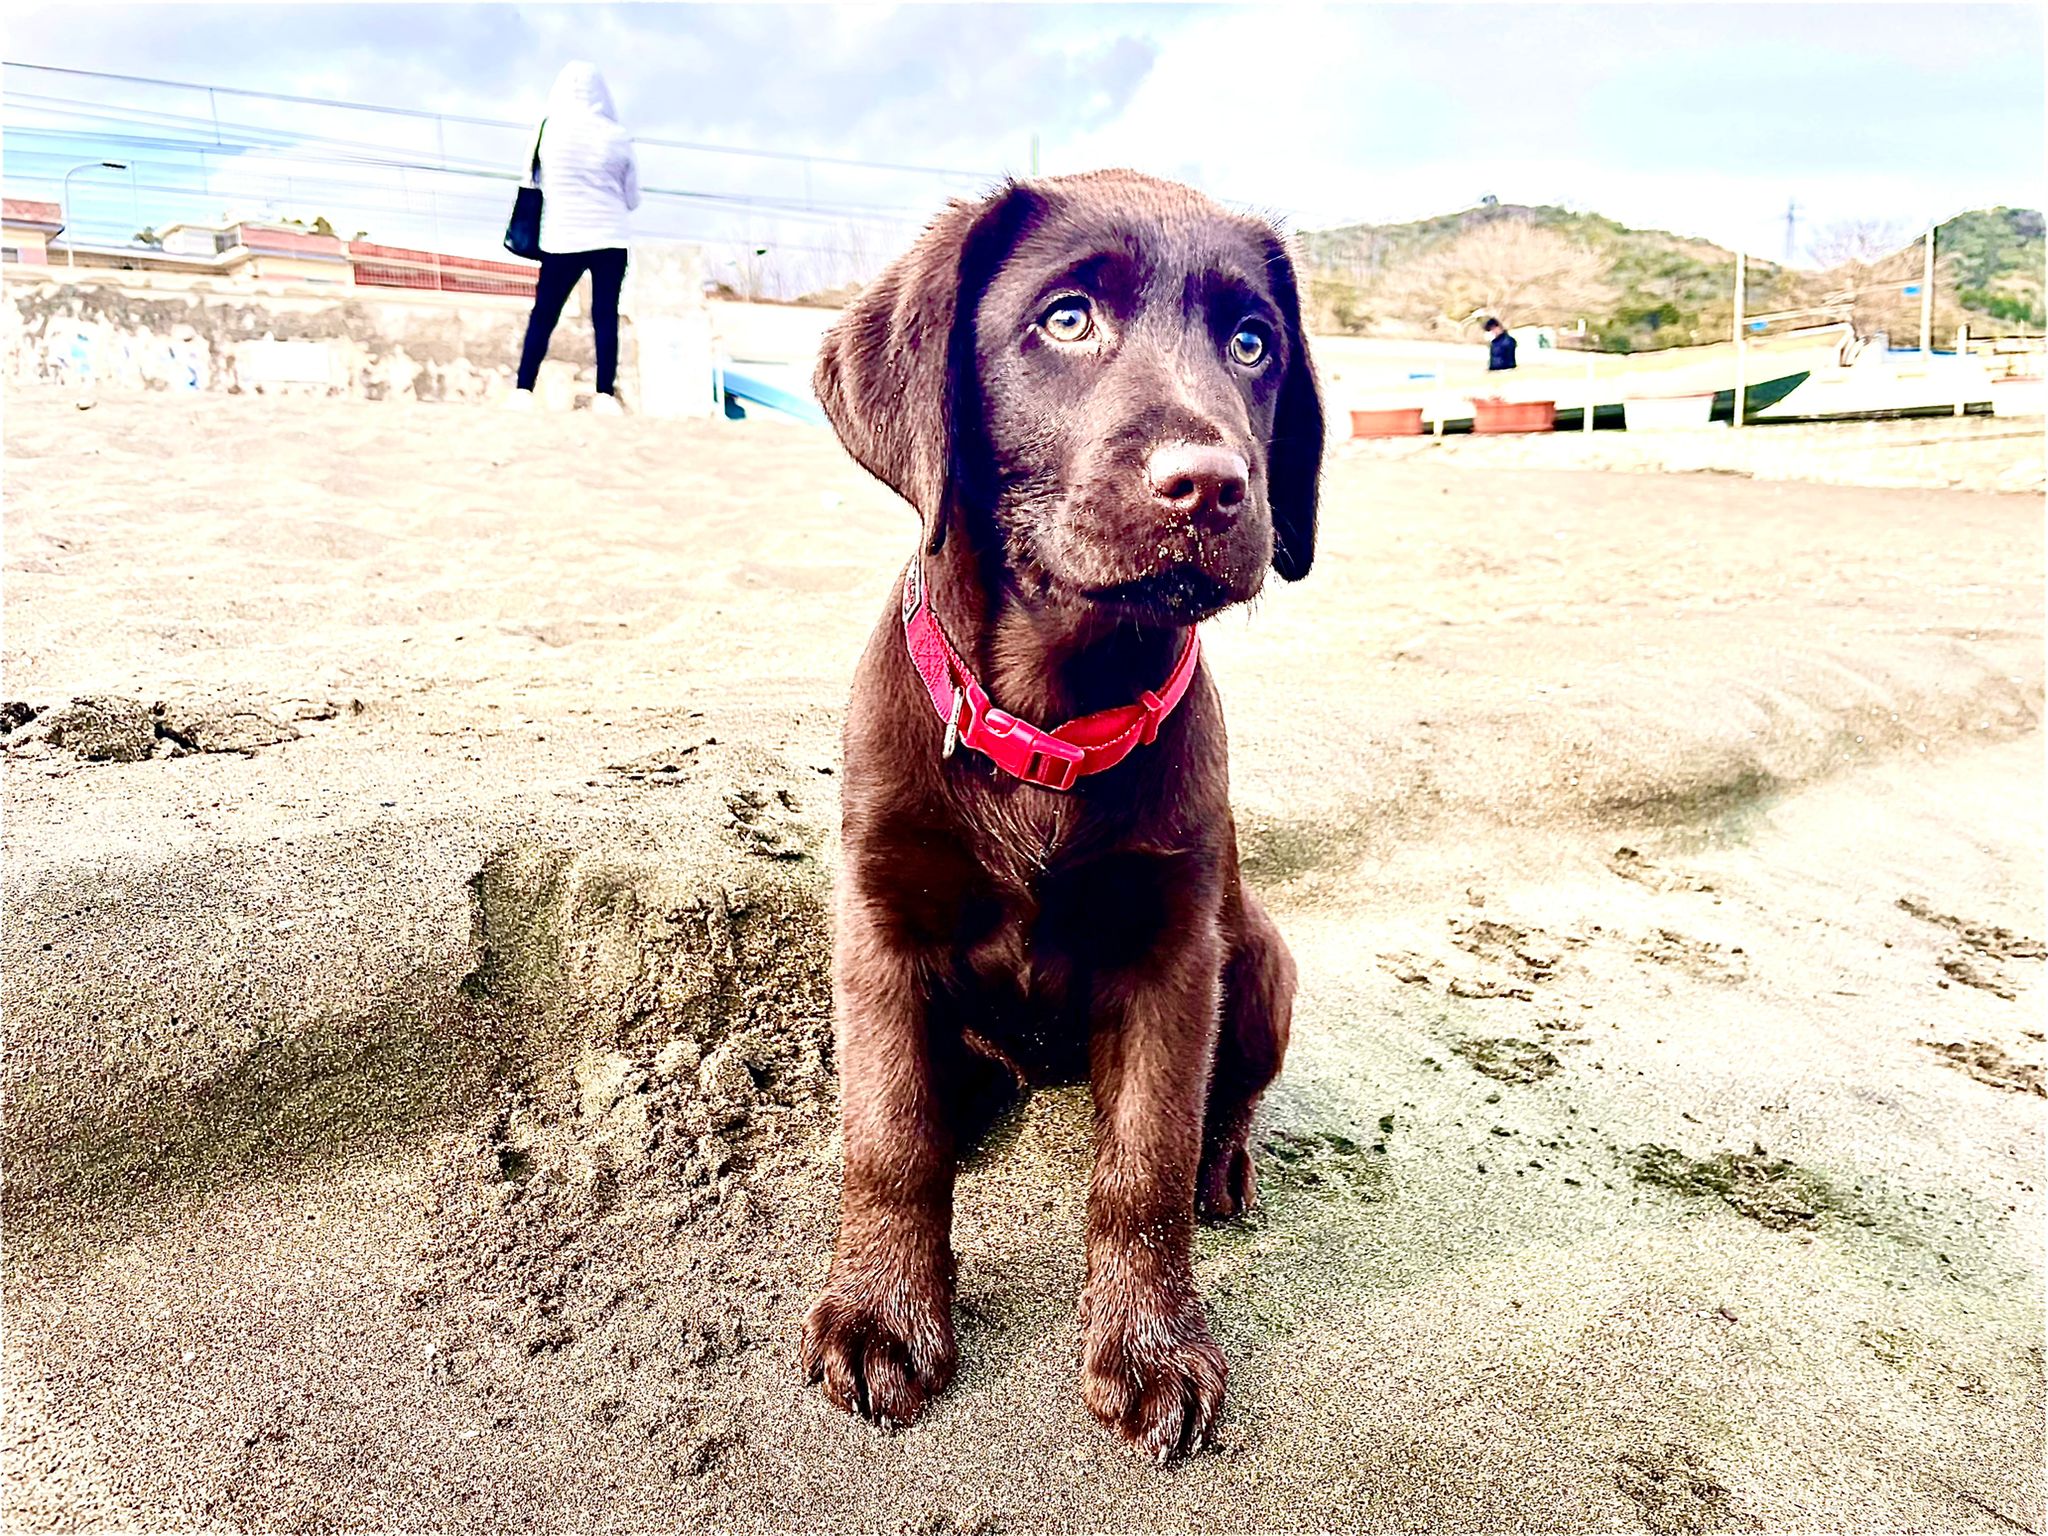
[3,267,599,405]
[3,242,712,413]
[242,253,354,286]
[707,298,840,369]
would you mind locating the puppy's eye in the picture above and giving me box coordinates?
[1229,322,1271,368]
[1040,297,1094,344]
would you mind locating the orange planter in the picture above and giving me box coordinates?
[1471,398,1556,434]
[1349,406,1426,438]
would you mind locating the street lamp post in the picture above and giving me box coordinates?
[61,161,129,270]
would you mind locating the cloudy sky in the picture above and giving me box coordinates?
[7,2,2043,274]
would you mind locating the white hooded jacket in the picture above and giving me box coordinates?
[533,62,640,254]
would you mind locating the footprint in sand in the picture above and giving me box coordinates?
[1898,897,2047,961]
[1628,1143,1868,1233]
[1611,1442,1757,1533]
[1453,1036,1562,1084]
[723,783,816,859]
[1916,1039,2046,1098]
[1637,927,1748,982]
[1899,896,2044,1001]
[1258,1126,1385,1198]
[1447,915,1577,981]
[1376,951,1434,986]
[1858,1323,1994,1401]
[1381,914,1584,998]
[1447,976,1535,1001]
[1608,846,1716,894]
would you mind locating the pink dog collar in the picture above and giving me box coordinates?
[899,558,1199,792]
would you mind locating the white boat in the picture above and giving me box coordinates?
[1619,393,1718,431]
[1755,338,1995,423]
[1988,373,2045,418]
[1331,323,2039,434]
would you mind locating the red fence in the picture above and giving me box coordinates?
[348,241,537,297]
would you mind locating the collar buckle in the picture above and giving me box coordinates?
[962,706,1087,791]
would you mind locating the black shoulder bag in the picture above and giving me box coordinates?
[503,121,545,261]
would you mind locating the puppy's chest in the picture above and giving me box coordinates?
[961,835,1185,995]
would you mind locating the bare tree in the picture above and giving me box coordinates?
[1806,218,1910,269]
[1807,219,1966,341]
[730,245,774,302]
[1375,222,1611,331]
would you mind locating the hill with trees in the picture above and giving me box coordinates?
[1296,202,2044,352]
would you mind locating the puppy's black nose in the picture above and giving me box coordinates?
[1146,443,1248,523]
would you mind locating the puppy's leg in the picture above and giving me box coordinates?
[1198,888,1295,1220]
[1080,924,1229,1462]
[800,924,958,1427]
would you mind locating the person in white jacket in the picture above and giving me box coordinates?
[515,61,641,411]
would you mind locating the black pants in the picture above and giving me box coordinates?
[518,247,626,394]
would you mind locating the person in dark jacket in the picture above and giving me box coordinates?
[1484,317,1517,371]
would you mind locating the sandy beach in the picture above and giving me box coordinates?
[3,388,2042,1532]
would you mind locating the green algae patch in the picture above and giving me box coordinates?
[1630,1143,1869,1233]
[1256,1127,1387,1202]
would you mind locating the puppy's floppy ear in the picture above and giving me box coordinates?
[1259,230,1325,582]
[813,182,1038,554]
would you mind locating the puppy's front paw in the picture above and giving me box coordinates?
[801,1262,956,1428]
[1080,1282,1227,1462]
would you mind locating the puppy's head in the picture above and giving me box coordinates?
[815,170,1323,624]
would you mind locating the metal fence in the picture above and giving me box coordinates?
[344,241,536,297]
[3,60,1003,299]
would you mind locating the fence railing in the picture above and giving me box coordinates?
[346,241,536,297]
[3,60,1005,300]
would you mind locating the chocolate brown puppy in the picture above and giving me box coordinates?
[799,169,1323,1462]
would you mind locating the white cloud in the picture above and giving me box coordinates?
[10,2,2041,265]
[1044,4,2043,252]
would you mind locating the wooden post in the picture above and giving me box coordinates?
[1732,250,1746,429]
[1580,318,1594,434]
[1920,222,1935,357]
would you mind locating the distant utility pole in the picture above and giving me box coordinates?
[1030,134,1040,177]
[1783,199,1800,266]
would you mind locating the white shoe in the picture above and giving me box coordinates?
[508,388,536,410]
[590,393,623,416]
